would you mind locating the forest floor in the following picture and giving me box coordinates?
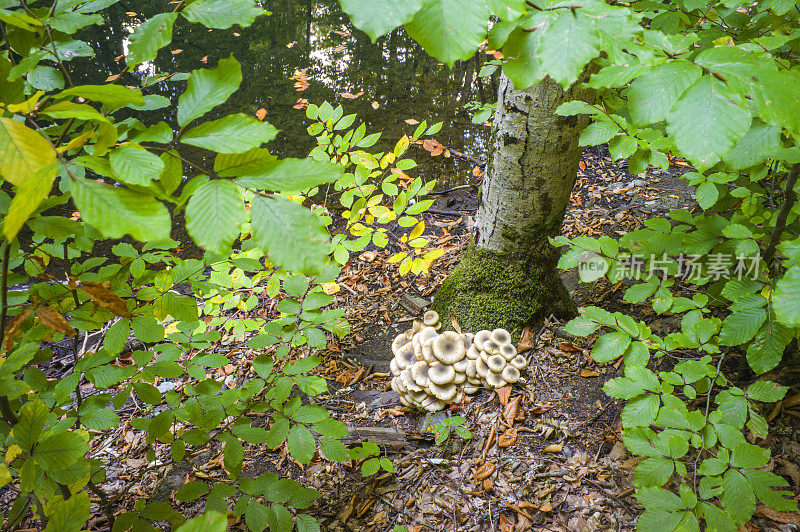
[7,150,800,531]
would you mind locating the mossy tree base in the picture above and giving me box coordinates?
[431,238,576,337]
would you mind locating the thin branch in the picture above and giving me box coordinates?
[763,163,800,268]
[0,242,18,425]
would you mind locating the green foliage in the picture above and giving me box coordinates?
[0,2,435,530]
[348,441,393,477]
[429,415,472,444]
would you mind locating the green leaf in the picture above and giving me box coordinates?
[267,503,293,531]
[224,435,244,479]
[13,399,48,453]
[131,316,165,343]
[4,163,56,241]
[701,503,737,532]
[175,481,210,502]
[628,61,701,125]
[181,0,266,29]
[730,443,769,469]
[362,457,380,476]
[746,321,792,375]
[591,331,631,363]
[773,266,800,328]
[624,282,658,303]
[695,182,719,210]
[722,120,780,170]
[43,492,90,532]
[181,114,278,154]
[0,117,55,187]
[186,179,245,255]
[34,431,88,472]
[71,179,171,241]
[621,394,660,427]
[564,316,600,336]
[719,308,766,346]
[720,469,755,525]
[230,154,342,191]
[177,55,242,127]
[746,380,788,402]
[175,512,228,532]
[634,457,674,487]
[539,11,600,87]
[501,26,546,89]
[127,13,178,67]
[320,437,350,463]
[405,0,489,67]
[246,500,269,532]
[296,514,320,532]
[133,382,162,405]
[752,70,800,135]
[47,11,102,33]
[110,144,164,186]
[251,196,328,275]
[287,424,316,464]
[27,66,64,91]
[56,84,144,110]
[579,121,619,146]
[667,76,751,170]
[339,0,424,41]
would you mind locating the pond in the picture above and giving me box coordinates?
[75,0,494,190]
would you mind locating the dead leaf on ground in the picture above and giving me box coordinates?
[495,386,511,406]
[105,74,120,82]
[293,98,309,109]
[517,326,533,352]
[473,462,496,481]
[255,108,267,121]
[754,505,800,525]
[341,91,364,99]
[503,396,521,426]
[498,428,517,448]
[422,138,443,156]
[580,369,601,377]
[404,118,419,125]
[543,443,564,453]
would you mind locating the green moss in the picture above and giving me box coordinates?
[431,222,576,337]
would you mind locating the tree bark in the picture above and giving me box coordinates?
[431,74,593,335]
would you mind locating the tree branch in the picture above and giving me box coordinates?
[0,242,18,425]
[763,163,800,268]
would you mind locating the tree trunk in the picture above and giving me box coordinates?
[431,74,593,335]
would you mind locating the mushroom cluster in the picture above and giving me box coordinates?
[389,311,528,412]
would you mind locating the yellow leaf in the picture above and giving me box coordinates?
[398,256,412,275]
[394,135,409,157]
[321,281,340,295]
[388,252,408,263]
[408,237,429,247]
[424,248,445,261]
[380,152,395,168]
[6,91,44,114]
[409,220,425,240]
[58,131,97,153]
[0,117,56,186]
[4,444,22,462]
[0,464,10,489]
[4,163,57,240]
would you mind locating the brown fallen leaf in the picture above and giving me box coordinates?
[753,504,800,525]
[255,108,267,121]
[498,513,514,531]
[36,306,76,336]
[293,98,309,109]
[473,462,496,481]
[539,501,553,512]
[495,385,511,406]
[498,428,517,448]
[171,49,182,54]
[504,396,521,426]
[340,91,364,99]
[404,118,419,125]
[80,282,132,317]
[580,369,601,378]
[483,478,493,491]
[783,391,800,408]
[105,74,120,82]
[517,326,533,352]
[422,138,444,156]
[543,443,563,453]
[4,308,32,350]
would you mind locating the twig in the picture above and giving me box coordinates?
[763,163,800,268]
[0,242,18,425]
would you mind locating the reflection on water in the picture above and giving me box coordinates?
[75,0,493,189]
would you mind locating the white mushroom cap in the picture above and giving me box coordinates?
[390,358,401,377]
[463,384,480,395]
[399,394,411,407]
[411,361,431,387]
[480,349,492,364]
[473,330,491,351]
[486,371,506,388]
[422,338,437,363]
[433,331,466,364]
[487,354,506,373]
[429,382,457,402]
[468,376,482,386]
[491,328,512,346]
[391,376,406,394]
[466,345,481,360]
[396,344,417,369]
[475,357,489,378]
[419,326,438,344]
[510,354,527,370]
[434,322,443,332]
[502,365,520,383]
[423,310,440,327]
[453,390,466,404]
[499,343,517,361]
[483,340,500,356]
[412,333,422,359]
[466,359,477,378]
[452,371,466,384]
[424,398,445,412]
[401,368,423,392]
[452,357,468,373]
[428,363,456,385]
[392,333,410,354]
[410,390,428,403]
